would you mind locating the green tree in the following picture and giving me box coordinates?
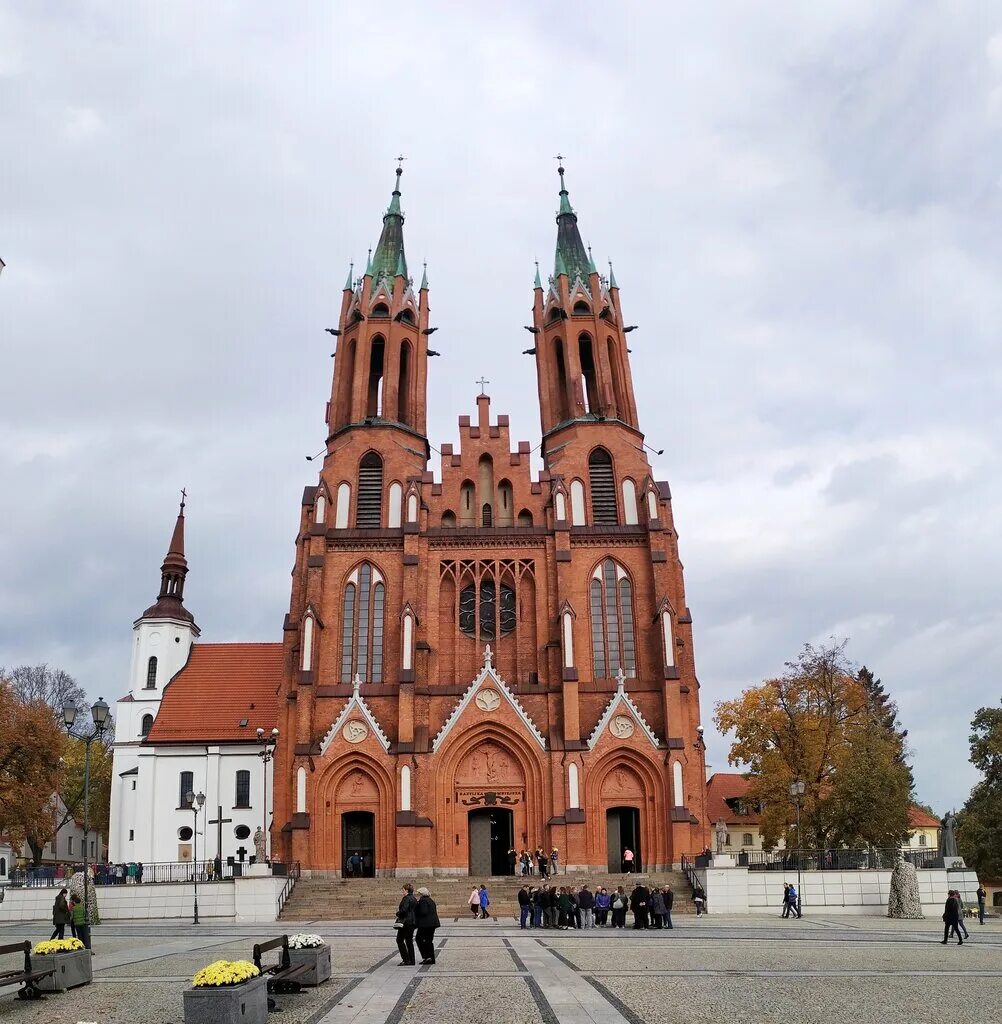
[956,704,1002,876]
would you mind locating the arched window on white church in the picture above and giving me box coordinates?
[340,563,385,683]
[140,713,153,737]
[145,656,157,689]
[590,558,636,679]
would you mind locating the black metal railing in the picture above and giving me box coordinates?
[742,848,935,872]
[680,854,698,894]
[276,861,301,917]
[5,860,237,888]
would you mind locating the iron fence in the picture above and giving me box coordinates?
[741,848,938,872]
[4,860,239,888]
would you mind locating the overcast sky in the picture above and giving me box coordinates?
[2,2,1000,815]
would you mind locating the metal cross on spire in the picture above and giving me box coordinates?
[476,377,490,395]
[180,487,187,513]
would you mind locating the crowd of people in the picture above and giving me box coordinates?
[516,882,691,929]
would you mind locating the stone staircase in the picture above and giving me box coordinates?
[280,870,695,921]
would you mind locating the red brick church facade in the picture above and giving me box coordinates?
[272,166,710,875]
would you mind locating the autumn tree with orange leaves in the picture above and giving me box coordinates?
[0,676,67,849]
[714,640,912,851]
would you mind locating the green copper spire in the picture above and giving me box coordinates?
[608,260,618,289]
[555,246,568,277]
[533,261,542,289]
[420,262,428,290]
[368,163,408,291]
[553,161,591,282]
[587,245,597,275]
[343,261,354,291]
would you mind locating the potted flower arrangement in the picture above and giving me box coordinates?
[287,933,331,985]
[33,937,93,992]
[183,960,266,1024]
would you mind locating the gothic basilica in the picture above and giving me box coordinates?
[271,165,710,875]
[111,165,711,876]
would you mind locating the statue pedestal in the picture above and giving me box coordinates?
[711,854,736,868]
[245,864,270,877]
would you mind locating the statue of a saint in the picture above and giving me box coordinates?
[253,826,267,864]
[714,818,728,854]
[940,811,958,859]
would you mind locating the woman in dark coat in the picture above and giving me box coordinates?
[50,888,71,940]
[414,887,441,964]
[395,883,418,965]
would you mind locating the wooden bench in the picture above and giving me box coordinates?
[252,935,310,1010]
[0,941,55,1001]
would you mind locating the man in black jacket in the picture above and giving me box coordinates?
[630,884,650,929]
[414,887,441,964]
[518,886,531,929]
[395,883,418,965]
[663,885,674,929]
[941,890,963,946]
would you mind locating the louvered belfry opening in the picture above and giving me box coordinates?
[356,453,383,527]
[588,448,618,524]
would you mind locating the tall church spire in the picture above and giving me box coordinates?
[369,164,408,290]
[553,161,591,284]
[141,493,195,624]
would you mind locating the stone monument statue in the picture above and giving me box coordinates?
[940,811,958,859]
[886,857,923,919]
[714,818,728,854]
[253,826,267,864]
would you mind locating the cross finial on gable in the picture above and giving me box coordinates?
[483,645,493,669]
[616,667,627,692]
[352,673,362,694]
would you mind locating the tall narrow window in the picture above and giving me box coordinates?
[553,339,570,422]
[340,563,385,683]
[388,482,403,528]
[179,771,194,808]
[588,448,617,524]
[235,770,250,808]
[141,713,153,737]
[398,341,412,425]
[579,334,599,414]
[367,336,385,416]
[145,656,157,689]
[590,558,636,678]
[482,503,493,527]
[356,453,383,527]
[335,482,351,529]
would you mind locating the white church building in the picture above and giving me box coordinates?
[108,501,281,870]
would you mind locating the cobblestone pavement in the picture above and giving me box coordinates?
[1,916,999,1023]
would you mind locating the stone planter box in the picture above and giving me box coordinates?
[289,943,331,985]
[37,949,93,992]
[183,973,268,1024]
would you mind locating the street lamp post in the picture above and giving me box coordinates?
[789,780,806,918]
[185,790,205,924]
[61,697,110,949]
[256,727,279,866]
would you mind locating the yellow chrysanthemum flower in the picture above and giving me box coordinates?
[33,938,85,955]
[192,960,261,988]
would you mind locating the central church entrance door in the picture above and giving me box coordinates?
[606,806,641,872]
[468,808,513,876]
[342,811,375,877]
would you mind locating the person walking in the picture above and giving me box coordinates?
[781,883,791,918]
[414,887,440,964]
[663,888,679,929]
[50,889,71,940]
[611,886,628,928]
[694,886,706,917]
[578,885,595,929]
[479,884,491,920]
[785,884,800,919]
[395,883,417,965]
[977,885,987,925]
[550,848,560,876]
[468,885,482,919]
[518,885,531,929]
[649,888,665,929]
[953,890,970,940]
[941,890,963,945]
[623,847,635,873]
[595,887,610,926]
[536,849,548,879]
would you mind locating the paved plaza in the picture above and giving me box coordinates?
[1,916,1000,1024]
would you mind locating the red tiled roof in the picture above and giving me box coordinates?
[705,772,761,824]
[146,643,282,744]
[908,805,940,829]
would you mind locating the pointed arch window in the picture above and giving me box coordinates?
[590,558,636,678]
[588,448,618,524]
[140,713,154,737]
[356,453,383,527]
[145,656,158,689]
[340,563,385,683]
